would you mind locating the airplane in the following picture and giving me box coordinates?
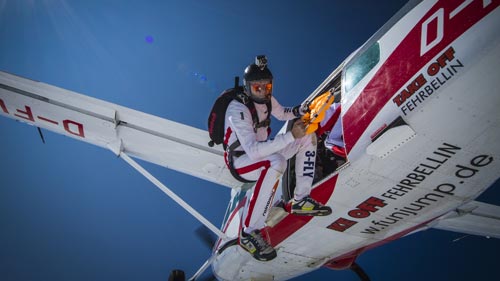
[1,0,499,280]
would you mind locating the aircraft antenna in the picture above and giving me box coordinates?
[37,127,46,144]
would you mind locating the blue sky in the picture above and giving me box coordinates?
[1,1,499,280]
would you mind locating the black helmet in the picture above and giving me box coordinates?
[244,55,273,103]
[244,55,273,82]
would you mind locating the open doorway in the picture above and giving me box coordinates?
[282,74,346,202]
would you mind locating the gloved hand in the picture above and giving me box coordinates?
[291,119,307,139]
[292,102,310,117]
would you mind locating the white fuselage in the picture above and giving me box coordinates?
[212,1,500,280]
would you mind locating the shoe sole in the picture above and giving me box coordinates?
[291,209,332,216]
[255,251,277,261]
[239,244,277,261]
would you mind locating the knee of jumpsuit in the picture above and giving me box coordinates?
[301,131,317,148]
[267,153,287,175]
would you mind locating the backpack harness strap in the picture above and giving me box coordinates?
[225,93,272,183]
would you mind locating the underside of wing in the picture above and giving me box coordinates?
[431,200,500,239]
[0,71,240,188]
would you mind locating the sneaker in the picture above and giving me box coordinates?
[239,230,277,261]
[291,196,332,216]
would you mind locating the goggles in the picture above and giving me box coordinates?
[250,81,273,93]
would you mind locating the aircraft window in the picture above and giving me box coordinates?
[344,42,380,92]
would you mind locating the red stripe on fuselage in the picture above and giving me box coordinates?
[343,0,499,153]
[263,175,338,247]
[215,197,247,250]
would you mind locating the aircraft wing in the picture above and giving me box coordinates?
[431,200,500,239]
[0,71,241,188]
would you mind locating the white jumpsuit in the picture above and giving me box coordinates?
[224,96,317,232]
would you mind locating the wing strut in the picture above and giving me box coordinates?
[189,254,217,281]
[117,151,228,240]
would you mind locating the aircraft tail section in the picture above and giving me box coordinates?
[431,200,500,239]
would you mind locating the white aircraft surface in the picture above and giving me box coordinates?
[1,0,499,280]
